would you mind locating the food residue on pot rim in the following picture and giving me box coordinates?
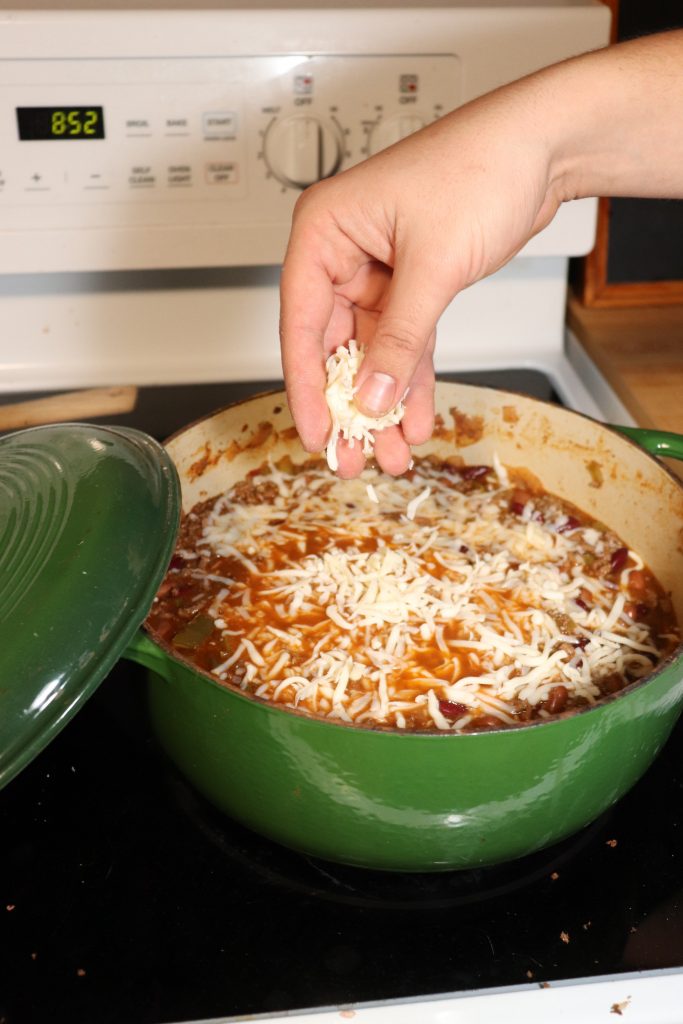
[187,420,293,481]
[451,407,485,446]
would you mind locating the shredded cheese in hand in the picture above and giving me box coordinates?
[324,340,406,471]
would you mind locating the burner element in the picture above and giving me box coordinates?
[170,769,616,911]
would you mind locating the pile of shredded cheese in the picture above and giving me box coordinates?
[173,458,677,732]
[324,339,406,471]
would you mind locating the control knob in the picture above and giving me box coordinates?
[263,114,344,189]
[368,114,425,155]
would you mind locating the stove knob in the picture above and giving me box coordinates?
[263,115,344,189]
[368,114,425,155]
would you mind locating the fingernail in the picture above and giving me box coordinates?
[356,373,396,416]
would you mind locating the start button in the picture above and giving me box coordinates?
[202,111,238,139]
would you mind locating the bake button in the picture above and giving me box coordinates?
[128,165,156,188]
[167,164,193,187]
[164,116,190,136]
[205,161,239,185]
[202,111,237,139]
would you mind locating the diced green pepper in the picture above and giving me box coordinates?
[172,613,215,650]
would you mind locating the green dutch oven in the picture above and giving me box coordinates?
[2,382,683,873]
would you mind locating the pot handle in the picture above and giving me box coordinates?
[124,630,173,682]
[613,425,683,463]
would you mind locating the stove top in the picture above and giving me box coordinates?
[1,369,681,1024]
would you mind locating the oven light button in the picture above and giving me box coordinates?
[167,165,193,187]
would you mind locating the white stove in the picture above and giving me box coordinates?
[0,0,626,419]
[4,5,678,1024]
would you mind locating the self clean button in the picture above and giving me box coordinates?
[128,165,156,188]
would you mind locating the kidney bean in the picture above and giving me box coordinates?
[575,597,589,611]
[627,569,657,607]
[438,699,468,721]
[545,685,569,714]
[509,488,533,516]
[459,465,490,480]
[610,547,629,574]
[600,673,625,695]
[557,516,581,534]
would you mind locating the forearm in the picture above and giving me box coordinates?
[544,29,683,202]
[279,29,683,476]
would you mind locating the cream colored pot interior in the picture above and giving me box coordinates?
[165,382,683,624]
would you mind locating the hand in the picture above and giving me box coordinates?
[279,29,683,478]
[279,79,563,477]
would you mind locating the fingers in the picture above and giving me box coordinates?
[400,334,436,446]
[280,195,388,453]
[373,426,412,476]
[331,339,436,479]
[279,248,334,453]
[334,437,368,478]
[353,242,455,418]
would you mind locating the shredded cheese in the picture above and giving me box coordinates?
[161,457,677,732]
[324,340,406,471]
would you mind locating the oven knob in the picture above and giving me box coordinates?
[263,115,344,189]
[368,114,425,155]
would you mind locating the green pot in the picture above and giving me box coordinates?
[125,383,683,872]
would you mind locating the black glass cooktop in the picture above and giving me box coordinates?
[1,370,681,1024]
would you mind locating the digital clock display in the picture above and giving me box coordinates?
[16,106,105,140]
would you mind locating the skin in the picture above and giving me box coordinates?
[279,29,683,477]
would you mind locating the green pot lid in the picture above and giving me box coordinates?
[0,423,180,789]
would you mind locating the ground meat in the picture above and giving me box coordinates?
[146,456,679,733]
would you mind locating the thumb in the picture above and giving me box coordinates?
[353,248,457,416]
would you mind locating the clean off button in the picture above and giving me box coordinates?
[205,161,239,184]
[202,111,237,139]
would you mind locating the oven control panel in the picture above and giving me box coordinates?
[0,54,458,267]
[0,1,611,274]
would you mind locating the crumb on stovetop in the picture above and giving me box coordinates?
[610,996,631,1015]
